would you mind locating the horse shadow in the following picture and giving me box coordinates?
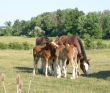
[14,67,44,74]
[14,67,33,73]
[88,70,110,80]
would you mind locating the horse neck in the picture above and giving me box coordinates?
[76,37,87,61]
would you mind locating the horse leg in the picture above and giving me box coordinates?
[70,58,76,79]
[48,60,53,75]
[45,58,49,77]
[54,58,61,78]
[53,58,61,78]
[33,56,39,75]
[62,59,67,78]
[41,58,46,74]
[75,56,78,78]
[77,57,80,76]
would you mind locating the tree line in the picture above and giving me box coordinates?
[0,8,110,39]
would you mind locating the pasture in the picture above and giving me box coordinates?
[0,49,110,93]
[0,36,110,93]
[0,36,35,44]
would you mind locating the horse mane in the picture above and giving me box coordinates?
[36,36,49,45]
[77,36,90,65]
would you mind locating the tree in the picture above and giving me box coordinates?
[37,12,57,36]
[101,10,110,39]
[12,20,22,36]
[3,21,12,36]
[64,8,84,35]
[29,26,44,37]
[55,9,65,36]
[78,12,102,39]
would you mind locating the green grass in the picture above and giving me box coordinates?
[0,49,110,93]
[0,36,110,93]
[0,36,36,45]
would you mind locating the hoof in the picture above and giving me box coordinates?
[45,75,48,78]
[62,75,66,78]
[57,75,61,78]
[33,70,36,75]
[70,77,76,80]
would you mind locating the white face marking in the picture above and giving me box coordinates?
[84,62,89,71]
[51,41,59,47]
[67,44,70,46]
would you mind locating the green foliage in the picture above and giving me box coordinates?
[29,26,44,37]
[83,34,95,49]
[22,42,33,50]
[8,42,23,49]
[101,10,110,39]
[83,34,108,49]
[1,8,110,39]
[0,42,34,50]
[96,40,107,49]
[78,12,102,39]
[0,42,8,49]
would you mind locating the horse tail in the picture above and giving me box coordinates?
[78,37,90,65]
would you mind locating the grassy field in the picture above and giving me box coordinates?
[0,36,35,44]
[0,36,55,45]
[0,49,110,93]
[0,36,110,93]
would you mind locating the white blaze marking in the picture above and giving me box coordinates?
[67,44,70,46]
[84,62,89,71]
[51,41,59,47]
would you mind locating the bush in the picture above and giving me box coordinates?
[0,42,8,49]
[96,40,107,49]
[22,42,33,50]
[0,42,34,50]
[8,42,24,50]
[83,34,95,49]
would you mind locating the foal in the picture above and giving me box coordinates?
[33,45,45,75]
[51,42,78,79]
[33,42,57,77]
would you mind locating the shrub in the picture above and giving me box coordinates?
[0,42,8,49]
[0,42,34,50]
[22,42,33,50]
[96,40,107,49]
[8,42,24,50]
[83,34,95,49]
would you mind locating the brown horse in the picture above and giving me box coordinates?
[33,40,57,77]
[36,36,50,45]
[33,36,50,76]
[55,35,90,75]
[51,42,78,79]
[33,37,79,78]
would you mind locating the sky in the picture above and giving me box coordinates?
[0,0,110,26]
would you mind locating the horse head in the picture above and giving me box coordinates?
[80,58,90,76]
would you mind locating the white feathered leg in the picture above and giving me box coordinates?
[33,56,39,75]
[62,59,67,78]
